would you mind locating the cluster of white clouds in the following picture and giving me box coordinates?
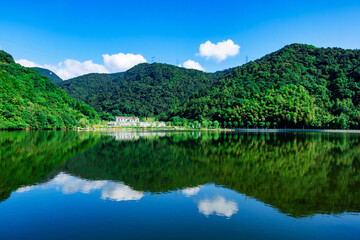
[16,39,240,78]
[16,52,147,80]
[199,39,240,62]
[198,196,238,218]
[178,39,240,71]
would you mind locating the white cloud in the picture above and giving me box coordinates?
[16,52,147,80]
[198,196,238,218]
[182,185,203,197]
[16,59,39,68]
[101,182,144,201]
[45,59,109,80]
[103,53,147,72]
[179,60,204,71]
[199,39,240,62]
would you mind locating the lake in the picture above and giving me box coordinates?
[1,130,360,239]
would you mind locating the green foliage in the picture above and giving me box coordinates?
[213,120,220,128]
[0,50,99,129]
[163,44,360,129]
[226,85,316,128]
[202,120,209,128]
[33,67,63,84]
[58,63,226,118]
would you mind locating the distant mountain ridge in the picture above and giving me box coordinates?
[58,63,229,119]
[33,67,63,84]
[162,44,360,129]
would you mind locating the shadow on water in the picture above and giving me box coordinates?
[1,130,360,217]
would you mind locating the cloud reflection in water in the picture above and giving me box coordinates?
[198,196,238,218]
[16,173,144,202]
[182,185,203,197]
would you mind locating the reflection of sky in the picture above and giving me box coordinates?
[198,196,238,218]
[17,173,145,202]
[16,176,238,219]
[182,185,202,197]
[8,179,360,239]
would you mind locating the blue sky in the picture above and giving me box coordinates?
[1,0,360,79]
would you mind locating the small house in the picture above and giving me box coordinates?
[115,116,139,122]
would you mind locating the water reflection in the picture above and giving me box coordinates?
[101,182,144,201]
[51,173,106,194]
[182,185,203,197]
[15,173,145,202]
[198,196,238,218]
[1,130,360,218]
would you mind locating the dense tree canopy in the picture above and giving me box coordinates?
[0,50,99,129]
[162,44,360,129]
[58,63,228,120]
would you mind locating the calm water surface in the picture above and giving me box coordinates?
[0,131,360,239]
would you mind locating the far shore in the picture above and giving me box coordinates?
[76,127,360,134]
[77,127,234,132]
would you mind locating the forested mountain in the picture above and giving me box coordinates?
[162,44,360,129]
[34,67,63,84]
[0,50,99,129]
[58,63,224,119]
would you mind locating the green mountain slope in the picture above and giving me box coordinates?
[163,44,360,129]
[58,63,224,119]
[33,67,63,84]
[0,50,99,129]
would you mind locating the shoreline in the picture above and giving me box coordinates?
[234,128,360,134]
[77,127,360,134]
[77,127,234,132]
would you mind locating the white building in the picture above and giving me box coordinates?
[115,116,139,122]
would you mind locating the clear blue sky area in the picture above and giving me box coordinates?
[1,0,360,73]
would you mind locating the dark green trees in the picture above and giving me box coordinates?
[163,44,360,129]
[58,63,225,120]
[0,50,99,129]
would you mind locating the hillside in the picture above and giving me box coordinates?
[0,50,99,129]
[33,67,63,84]
[162,44,360,129]
[58,63,224,119]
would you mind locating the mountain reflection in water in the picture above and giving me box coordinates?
[1,130,360,218]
